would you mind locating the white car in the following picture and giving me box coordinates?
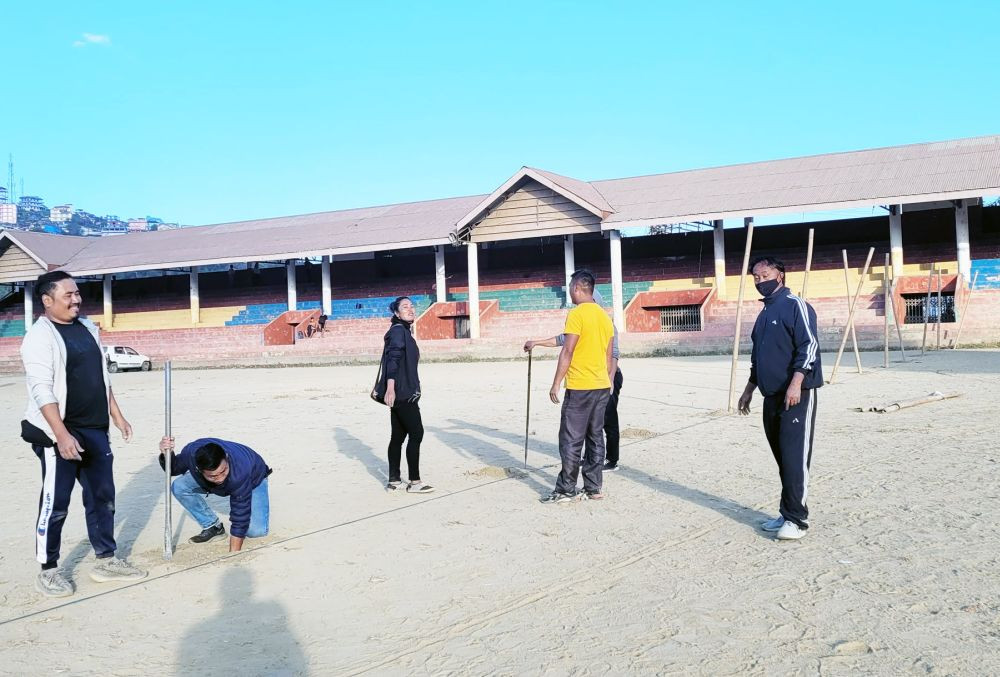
[103,345,152,373]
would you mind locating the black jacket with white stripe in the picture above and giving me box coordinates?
[749,286,823,397]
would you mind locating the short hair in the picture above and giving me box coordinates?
[388,296,411,314]
[35,270,74,304]
[194,443,226,472]
[569,269,595,294]
[749,256,786,276]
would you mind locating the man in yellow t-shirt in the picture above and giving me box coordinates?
[542,270,614,503]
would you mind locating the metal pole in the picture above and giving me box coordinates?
[163,361,173,561]
[921,264,934,355]
[727,218,755,412]
[829,247,874,384]
[842,250,863,374]
[523,351,532,469]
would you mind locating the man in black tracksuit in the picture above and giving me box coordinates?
[738,256,822,541]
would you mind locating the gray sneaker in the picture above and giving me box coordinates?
[36,569,74,598]
[760,516,785,532]
[90,557,148,583]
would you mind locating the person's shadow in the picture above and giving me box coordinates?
[176,567,308,676]
[333,426,387,487]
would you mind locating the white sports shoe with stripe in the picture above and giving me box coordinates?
[776,521,805,540]
[36,569,74,597]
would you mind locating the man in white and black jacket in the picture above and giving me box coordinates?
[20,270,147,598]
[738,256,822,541]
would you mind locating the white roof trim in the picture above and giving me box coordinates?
[65,237,449,278]
[602,188,994,231]
[455,167,608,236]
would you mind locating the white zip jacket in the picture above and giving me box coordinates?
[20,315,112,440]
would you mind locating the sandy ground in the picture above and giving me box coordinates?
[0,347,998,676]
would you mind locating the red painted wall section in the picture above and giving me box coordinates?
[625,289,714,333]
[263,309,321,346]
[415,301,497,340]
[892,274,958,322]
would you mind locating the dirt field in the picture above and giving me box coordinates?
[1,348,998,676]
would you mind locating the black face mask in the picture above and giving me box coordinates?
[755,279,780,297]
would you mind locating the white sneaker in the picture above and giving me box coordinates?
[760,516,785,532]
[90,556,148,583]
[776,521,805,540]
[36,569,74,598]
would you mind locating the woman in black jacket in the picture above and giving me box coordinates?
[382,296,434,494]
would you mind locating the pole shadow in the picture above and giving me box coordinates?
[333,426,388,487]
[428,425,557,497]
[176,567,308,676]
[615,465,773,534]
[444,417,561,460]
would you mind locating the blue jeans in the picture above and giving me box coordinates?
[171,473,270,538]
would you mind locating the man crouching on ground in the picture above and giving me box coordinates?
[158,437,272,552]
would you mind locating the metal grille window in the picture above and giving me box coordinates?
[454,316,470,339]
[902,293,955,324]
[658,305,702,332]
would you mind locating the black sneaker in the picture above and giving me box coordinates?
[603,462,619,471]
[540,491,576,504]
[189,522,226,544]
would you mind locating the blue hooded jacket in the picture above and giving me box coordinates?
[161,438,271,538]
[749,286,823,397]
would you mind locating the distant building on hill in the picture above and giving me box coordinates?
[0,203,16,225]
[127,218,149,232]
[0,186,7,203]
[18,195,45,212]
[50,204,74,222]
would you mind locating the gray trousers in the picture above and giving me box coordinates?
[555,388,611,495]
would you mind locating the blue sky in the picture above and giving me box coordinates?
[1,1,997,226]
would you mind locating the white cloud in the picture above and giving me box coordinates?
[73,33,111,48]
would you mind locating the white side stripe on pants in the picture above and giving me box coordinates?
[801,390,815,507]
[35,447,57,564]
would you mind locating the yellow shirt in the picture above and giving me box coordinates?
[564,302,614,390]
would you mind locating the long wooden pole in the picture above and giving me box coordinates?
[829,247,874,383]
[163,360,173,561]
[921,264,934,355]
[936,269,943,350]
[883,253,890,368]
[801,228,814,300]
[727,217,755,412]
[842,250,863,374]
[953,270,979,349]
[890,273,906,361]
[523,351,531,469]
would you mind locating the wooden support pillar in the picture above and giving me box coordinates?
[321,256,332,315]
[713,220,727,299]
[435,245,447,304]
[563,235,575,306]
[103,274,113,329]
[609,230,625,332]
[467,243,480,339]
[189,266,200,324]
[286,260,297,312]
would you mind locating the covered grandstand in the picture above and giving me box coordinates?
[1,134,1000,368]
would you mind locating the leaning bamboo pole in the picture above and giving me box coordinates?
[727,218,755,413]
[801,228,814,300]
[883,253,890,368]
[953,270,979,349]
[921,264,935,355]
[829,247,874,384]
[842,250,863,374]
[889,271,906,361]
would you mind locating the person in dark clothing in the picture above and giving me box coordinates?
[20,270,147,598]
[738,256,822,541]
[381,296,433,494]
[158,436,272,552]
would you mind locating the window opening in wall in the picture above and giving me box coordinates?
[658,305,701,332]
[454,316,470,339]
[902,293,955,324]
